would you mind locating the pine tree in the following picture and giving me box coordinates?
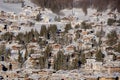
[107,30,118,46]
[6,49,11,59]
[30,49,34,54]
[16,32,24,42]
[24,31,29,43]
[24,49,28,61]
[64,23,72,33]
[40,25,47,38]
[114,42,120,53]
[44,45,52,59]
[81,21,92,30]
[0,45,6,61]
[54,50,65,70]
[34,29,39,41]
[48,24,57,35]
[112,54,116,61]
[39,56,45,69]
[36,13,42,21]
[1,32,13,41]
[18,50,22,63]
[18,50,23,68]
[75,24,80,29]
[80,54,86,65]
[64,54,70,70]
[95,49,104,62]
[29,29,35,41]
[70,56,80,69]
[45,59,49,69]
[107,18,116,26]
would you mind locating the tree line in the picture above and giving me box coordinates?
[31,0,120,14]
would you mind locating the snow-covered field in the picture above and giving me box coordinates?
[0,0,36,14]
[0,0,22,14]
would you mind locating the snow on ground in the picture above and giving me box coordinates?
[0,0,35,14]
[24,0,36,8]
[41,8,58,22]
[0,0,119,35]
[60,8,97,20]
[0,0,22,14]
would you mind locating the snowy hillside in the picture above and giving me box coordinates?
[0,0,35,14]
[0,0,22,14]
